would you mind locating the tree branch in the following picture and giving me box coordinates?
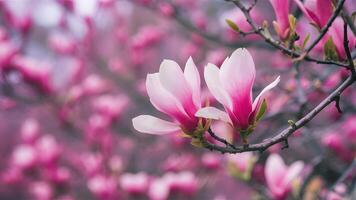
[228,0,350,69]
[200,74,355,153]
[343,19,356,75]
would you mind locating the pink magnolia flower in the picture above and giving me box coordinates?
[31,181,53,200]
[12,56,53,94]
[132,57,202,135]
[88,174,117,199]
[119,172,149,194]
[12,144,37,169]
[293,0,332,29]
[226,152,257,174]
[226,152,257,181]
[269,0,290,40]
[21,118,40,144]
[327,18,356,60]
[148,178,170,200]
[196,49,280,140]
[265,154,304,200]
[163,171,198,194]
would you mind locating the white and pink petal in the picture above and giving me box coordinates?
[146,73,188,118]
[184,57,201,109]
[159,59,196,116]
[195,107,232,124]
[252,76,280,113]
[204,63,232,109]
[132,115,180,135]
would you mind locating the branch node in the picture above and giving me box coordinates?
[288,120,297,129]
[334,95,342,113]
[281,139,289,150]
[243,143,249,149]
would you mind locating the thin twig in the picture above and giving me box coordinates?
[342,9,356,36]
[207,128,237,149]
[329,159,356,192]
[343,19,356,75]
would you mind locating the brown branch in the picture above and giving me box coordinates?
[200,74,355,153]
[342,9,356,36]
[343,19,356,75]
[228,0,350,69]
[207,128,237,149]
[329,159,356,192]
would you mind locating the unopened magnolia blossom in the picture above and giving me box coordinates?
[196,48,280,142]
[269,0,291,40]
[265,154,304,200]
[132,57,204,135]
[327,17,356,60]
[293,0,333,29]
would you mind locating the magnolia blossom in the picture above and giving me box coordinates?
[226,152,257,180]
[132,57,202,135]
[196,49,280,140]
[293,0,332,29]
[269,0,290,40]
[265,154,304,200]
[327,18,356,60]
[119,172,149,194]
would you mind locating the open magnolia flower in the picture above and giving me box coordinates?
[195,48,280,142]
[265,154,304,200]
[132,57,205,135]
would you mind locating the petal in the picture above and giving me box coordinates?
[146,73,191,124]
[159,59,196,117]
[269,0,290,32]
[220,49,255,98]
[282,161,304,188]
[316,0,332,27]
[220,48,255,128]
[252,76,280,113]
[204,63,232,109]
[146,73,185,115]
[195,107,232,124]
[293,0,312,21]
[265,154,287,195]
[132,115,180,135]
[184,57,201,109]
[328,18,347,60]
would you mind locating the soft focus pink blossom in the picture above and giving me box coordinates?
[265,154,304,200]
[201,153,221,170]
[227,152,256,173]
[163,171,198,194]
[12,144,37,169]
[88,174,117,199]
[323,183,347,200]
[343,115,356,144]
[11,56,53,93]
[120,172,149,194]
[31,181,53,200]
[149,178,170,200]
[21,118,40,144]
